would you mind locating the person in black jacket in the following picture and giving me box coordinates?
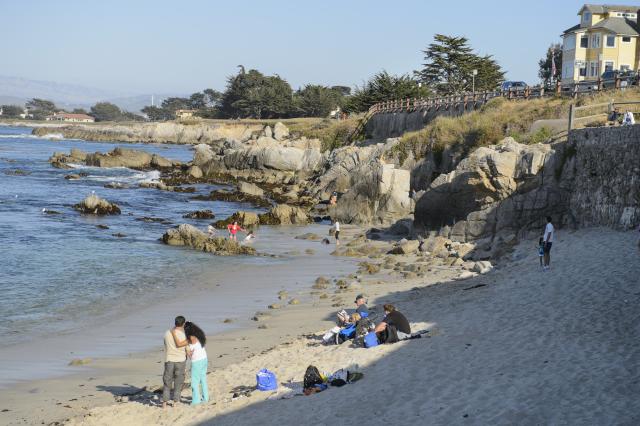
[374,304,411,343]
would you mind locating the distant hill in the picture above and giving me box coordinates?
[0,76,184,112]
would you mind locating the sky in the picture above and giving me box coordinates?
[1,0,639,95]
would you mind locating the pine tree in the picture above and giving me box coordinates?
[415,34,505,95]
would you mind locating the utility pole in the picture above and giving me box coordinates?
[151,95,154,107]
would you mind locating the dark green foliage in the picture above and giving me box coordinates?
[415,34,505,95]
[344,71,430,113]
[90,102,142,122]
[26,98,57,119]
[141,105,173,121]
[220,68,294,119]
[539,43,562,86]
[0,104,24,118]
[292,85,344,117]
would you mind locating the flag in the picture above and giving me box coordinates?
[551,49,557,79]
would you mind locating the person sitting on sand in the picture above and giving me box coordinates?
[375,304,411,343]
[227,221,244,241]
[336,295,368,325]
[162,316,187,408]
[173,322,209,406]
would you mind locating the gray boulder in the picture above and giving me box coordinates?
[273,122,290,141]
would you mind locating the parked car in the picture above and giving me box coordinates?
[501,81,528,91]
[600,69,637,88]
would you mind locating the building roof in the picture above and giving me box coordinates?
[562,18,640,35]
[563,23,582,34]
[580,4,640,14]
[591,17,640,35]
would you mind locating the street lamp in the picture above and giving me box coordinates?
[472,69,478,93]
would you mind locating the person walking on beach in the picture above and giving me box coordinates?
[333,220,340,245]
[173,322,209,405]
[162,316,187,408]
[543,216,555,271]
[227,221,244,241]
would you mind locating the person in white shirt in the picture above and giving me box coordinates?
[333,220,341,245]
[172,322,209,405]
[623,110,635,126]
[543,216,555,270]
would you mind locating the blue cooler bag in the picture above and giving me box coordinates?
[364,331,379,348]
[256,369,278,391]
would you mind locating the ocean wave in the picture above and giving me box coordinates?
[0,133,65,140]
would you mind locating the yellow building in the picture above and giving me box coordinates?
[561,4,640,83]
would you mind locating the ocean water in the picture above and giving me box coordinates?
[0,127,355,386]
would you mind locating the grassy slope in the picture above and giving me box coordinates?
[392,87,640,163]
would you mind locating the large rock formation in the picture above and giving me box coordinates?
[162,224,256,255]
[258,204,310,225]
[50,147,179,170]
[312,140,411,225]
[193,124,325,184]
[414,130,640,254]
[33,121,262,145]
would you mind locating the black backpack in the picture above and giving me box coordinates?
[378,324,399,344]
[303,365,324,390]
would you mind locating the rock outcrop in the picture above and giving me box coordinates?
[162,224,256,255]
[212,211,260,229]
[33,121,263,145]
[50,147,179,170]
[74,194,121,215]
[258,204,310,225]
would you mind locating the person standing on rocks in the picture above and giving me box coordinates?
[333,220,341,245]
[543,216,555,271]
[162,316,187,408]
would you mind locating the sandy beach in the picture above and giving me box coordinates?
[2,227,638,425]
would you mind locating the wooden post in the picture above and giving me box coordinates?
[615,77,621,89]
[573,83,578,99]
[598,78,603,92]
[568,104,575,133]
[556,80,561,96]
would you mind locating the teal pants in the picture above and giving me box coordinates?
[190,358,209,405]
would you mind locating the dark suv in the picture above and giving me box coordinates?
[501,81,528,91]
[600,70,637,88]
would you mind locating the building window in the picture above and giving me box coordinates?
[583,12,591,23]
[592,33,601,48]
[621,64,631,71]
[590,61,598,77]
[579,66,587,77]
[580,35,589,48]
[606,35,615,47]
[622,36,632,43]
[605,61,614,72]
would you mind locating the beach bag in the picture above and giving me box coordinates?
[256,369,277,391]
[304,365,324,390]
[322,326,341,345]
[364,331,379,348]
[329,369,348,387]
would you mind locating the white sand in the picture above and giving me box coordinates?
[2,228,639,425]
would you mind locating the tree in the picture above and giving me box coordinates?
[344,71,430,113]
[160,97,191,114]
[330,86,352,96]
[415,34,505,95]
[539,43,563,86]
[72,108,88,114]
[293,85,344,117]
[26,98,57,119]
[90,102,123,122]
[220,69,294,119]
[0,105,24,118]
[141,105,173,121]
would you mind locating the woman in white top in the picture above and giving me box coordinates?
[333,221,340,245]
[174,322,209,405]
